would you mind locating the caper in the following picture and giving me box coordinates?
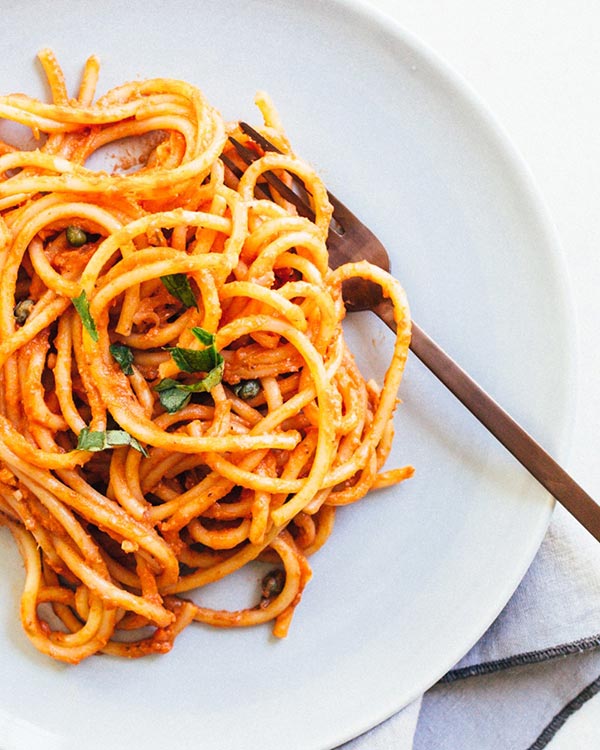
[66,225,87,247]
[13,298,34,325]
[261,569,285,599]
[233,379,261,400]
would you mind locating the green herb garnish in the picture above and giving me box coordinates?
[188,326,215,346]
[109,342,135,375]
[168,345,220,374]
[154,381,193,414]
[167,326,222,374]
[76,427,148,456]
[156,327,224,413]
[160,273,198,309]
[72,290,99,342]
[155,360,225,414]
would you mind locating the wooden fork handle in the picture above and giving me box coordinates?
[374,299,600,541]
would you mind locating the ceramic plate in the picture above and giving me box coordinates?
[0,1,574,748]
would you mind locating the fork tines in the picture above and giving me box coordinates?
[229,126,316,222]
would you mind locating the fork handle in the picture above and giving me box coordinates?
[374,299,600,541]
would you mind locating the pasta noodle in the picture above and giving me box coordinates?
[0,50,413,663]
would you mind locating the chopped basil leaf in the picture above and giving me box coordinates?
[154,378,184,393]
[76,427,148,456]
[167,326,222,374]
[76,428,105,451]
[109,342,134,375]
[160,273,198,309]
[168,345,221,373]
[158,325,224,412]
[190,326,215,346]
[154,383,193,413]
[201,359,225,391]
[154,360,225,414]
[72,290,99,342]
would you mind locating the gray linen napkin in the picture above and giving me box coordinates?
[340,503,600,749]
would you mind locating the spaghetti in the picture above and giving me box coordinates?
[0,50,412,663]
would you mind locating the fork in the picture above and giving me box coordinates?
[226,122,600,542]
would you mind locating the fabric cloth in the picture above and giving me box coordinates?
[339,504,600,749]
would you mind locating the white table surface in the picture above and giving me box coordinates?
[365,0,600,742]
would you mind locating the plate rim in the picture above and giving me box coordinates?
[0,1,578,747]
[320,0,578,742]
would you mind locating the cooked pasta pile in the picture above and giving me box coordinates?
[0,51,412,663]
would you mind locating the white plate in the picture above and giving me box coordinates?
[0,1,574,748]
